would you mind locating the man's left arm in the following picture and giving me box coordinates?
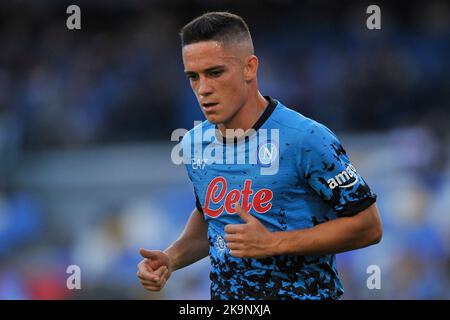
[225,122,382,258]
[272,202,382,256]
[225,203,382,258]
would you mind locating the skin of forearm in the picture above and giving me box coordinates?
[163,208,209,272]
[272,211,382,256]
[164,237,209,272]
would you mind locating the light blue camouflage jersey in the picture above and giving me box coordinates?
[181,97,377,299]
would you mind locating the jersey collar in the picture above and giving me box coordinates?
[216,96,278,144]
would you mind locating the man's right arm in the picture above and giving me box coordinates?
[137,208,208,292]
[164,207,209,272]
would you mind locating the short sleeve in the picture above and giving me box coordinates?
[180,132,204,214]
[298,122,377,216]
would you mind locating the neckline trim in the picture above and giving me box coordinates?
[216,96,278,144]
[252,96,277,131]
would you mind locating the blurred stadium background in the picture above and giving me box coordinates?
[0,0,449,299]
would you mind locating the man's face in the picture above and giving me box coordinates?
[182,40,248,125]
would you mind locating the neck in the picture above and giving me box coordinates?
[217,91,268,138]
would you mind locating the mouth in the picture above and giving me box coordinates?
[202,102,219,112]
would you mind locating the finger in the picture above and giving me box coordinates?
[229,249,245,258]
[153,265,168,278]
[137,269,159,282]
[224,234,241,243]
[226,242,244,250]
[159,273,168,288]
[161,267,170,279]
[235,204,254,223]
[143,285,162,292]
[157,269,169,286]
[137,260,155,273]
[139,267,169,284]
[142,271,169,291]
[224,224,246,234]
[139,274,164,287]
[137,272,159,283]
[139,279,159,287]
[140,248,159,260]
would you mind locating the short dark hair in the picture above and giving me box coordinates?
[179,12,252,49]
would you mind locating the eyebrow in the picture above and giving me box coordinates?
[184,65,225,75]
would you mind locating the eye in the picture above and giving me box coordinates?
[186,74,198,81]
[209,70,223,77]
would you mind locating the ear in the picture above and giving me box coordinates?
[244,55,258,82]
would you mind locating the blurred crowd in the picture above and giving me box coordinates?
[0,1,449,299]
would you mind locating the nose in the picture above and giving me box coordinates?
[197,76,213,97]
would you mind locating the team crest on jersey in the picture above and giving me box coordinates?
[257,140,278,167]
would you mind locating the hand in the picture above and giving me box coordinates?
[224,205,278,258]
[137,248,172,292]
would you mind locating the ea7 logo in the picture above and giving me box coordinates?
[327,164,359,189]
[192,158,208,169]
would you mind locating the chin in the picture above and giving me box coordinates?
[205,114,223,124]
